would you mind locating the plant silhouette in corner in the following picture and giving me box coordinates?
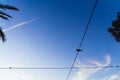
[0,3,19,42]
[108,12,120,42]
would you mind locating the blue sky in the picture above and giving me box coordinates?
[0,0,120,80]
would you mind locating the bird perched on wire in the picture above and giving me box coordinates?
[0,27,6,42]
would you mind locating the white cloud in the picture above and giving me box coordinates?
[89,55,111,66]
[71,55,111,80]
[109,74,120,80]
[102,74,120,80]
[0,71,34,80]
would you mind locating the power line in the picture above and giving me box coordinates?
[0,65,120,69]
[0,67,72,69]
[65,0,98,80]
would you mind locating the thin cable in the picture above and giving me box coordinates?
[0,65,120,69]
[0,67,72,69]
[79,0,98,49]
[66,0,98,80]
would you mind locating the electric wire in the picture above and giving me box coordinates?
[0,65,120,69]
[65,0,98,80]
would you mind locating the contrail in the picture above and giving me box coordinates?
[3,18,39,32]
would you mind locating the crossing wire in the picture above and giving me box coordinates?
[65,0,98,80]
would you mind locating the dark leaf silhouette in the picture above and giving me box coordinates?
[108,12,120,42]
[0,11,12,18]
[0,15,9,20]
[0,3,19,20]
[0,3,19,42]
[0,3,19,11]
[0,27,6,42]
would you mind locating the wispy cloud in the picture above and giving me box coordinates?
[3,18,39,32]
[102,74,120,80]
[71,55,111,80]
[88,55,111,67]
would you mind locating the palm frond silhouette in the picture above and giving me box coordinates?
[0,4,19,11]
[0,27,6,42]
[0,3,19,42]
[108,12,120,42]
